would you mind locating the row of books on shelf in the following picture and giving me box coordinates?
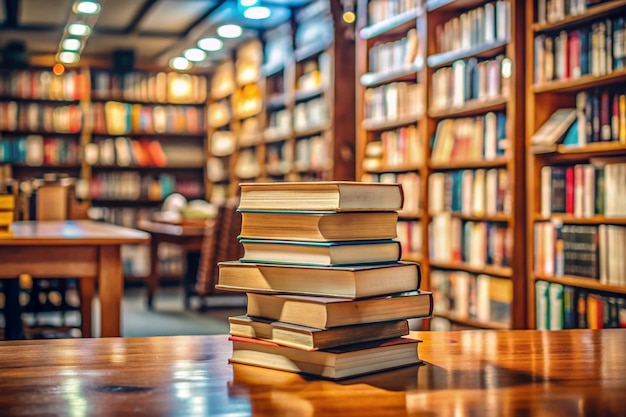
[533,15,626,85]
[535,280,626,330]
[433,0,511,55]
[367,0,423,26]
[367,29,423,75]
[363,82,424,123]
[431,112,507,163]
[397,220,422,259]
[540,161,626,218]
[85,137,167,168]
[362,125,425,172]
[0,102,82,133]
[224,181,431,379]
[431,270,512,326]
[0,70,85,101]
[430,55,511,112]
[536,0,611,25]
[90,102,204,136]
[535,221,626,285]
[91,71,208,104]
[365,171,421,216]
[293,97,329,132]
[89,172,202,201]
[429,169,511,217]
[429,215,513,269]
[0,135,78,165]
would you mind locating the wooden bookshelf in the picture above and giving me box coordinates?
[357,0,526,330]
[526,0,626,329]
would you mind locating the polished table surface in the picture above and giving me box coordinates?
[0,220,150,337]
[0,330,624,416]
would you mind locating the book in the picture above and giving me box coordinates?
[238,210,398,241]
[531,108,577,145]
[238,238,401,266]
[245,290,433,328]
[217,261,421,298]
[238,181,404,211]
[228,315,410,351]
[229,335,421,380]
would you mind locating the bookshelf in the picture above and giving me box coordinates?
[526,0,626,329]
[356,0,527,330]
[205,0,356,199]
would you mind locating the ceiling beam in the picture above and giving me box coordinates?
[181,2,221,38]
[123,0,158,34]
[4,0,18,28]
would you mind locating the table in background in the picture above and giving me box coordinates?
[0,330,624,416]
[0,220,149,338]
[136,219,207,310]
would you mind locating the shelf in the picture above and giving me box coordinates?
[91,131,204,139]
[362,113,424,131]
[90,198,165,207]
[90,165,204,171]
[401,253,423,263]
[429,260,513,278]
[442,212,511,223]
[534,214,626,225]
[427,40,508,69]
[294,39,331,62]
[90,96,204,106]
[0,96,81,104]
[532,68,626,94]
[233,109,263,121]
[430,157,509,170]
[0,129,80,136]
[398,210,423,220]
[428,97,508,119]
[266,94,288,109]
[264,130,292,143]
[359,7,422,40]
[10,163,81,169]
[534,142,626,163]
[533,274,626,296]
[532,0,626,33]
[365,164,423,174]
[294,87,324,103]
[434,312,511,330]
[359,62,423,87]
[294,124,330,138]
[261,62,286,77]
[426,0,490,12]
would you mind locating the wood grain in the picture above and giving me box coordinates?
[0,330,623,416]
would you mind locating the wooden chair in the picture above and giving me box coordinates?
[195,198,243,310]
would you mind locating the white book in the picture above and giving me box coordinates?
[477,274,491,323]
[582,165,595,218]
[549,283,564,330]
[540,166,552,218]
[485,169,498,216]
[461,170,474,216]
[472,169,486,216]
[452,60,466,107]
[576,92,588,146]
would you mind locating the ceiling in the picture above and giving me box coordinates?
[0,0,317,71]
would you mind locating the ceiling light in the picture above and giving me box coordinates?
[184,48,207,62]
[73,1,101,14]
[198,37,223,51]
[244,6,271,19]
[170,57,192,71]
[217,24,243,39]
[239,0,258,6]
[62,38,82,51]
[58,51,80,64]
[68,23,91,36]
[342,10,356,23]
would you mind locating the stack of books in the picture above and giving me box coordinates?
[218,181,433,380]
[0,193,14,238]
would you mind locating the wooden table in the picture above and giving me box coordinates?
[0,329,624,416]
[0,220,149,338]
[136,219,207,310]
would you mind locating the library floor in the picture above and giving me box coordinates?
[92,286,247,337]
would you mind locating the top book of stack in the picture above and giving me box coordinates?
[238,181,404,211]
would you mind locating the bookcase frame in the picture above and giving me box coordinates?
[355,0,527,330]
[525,0,626,328]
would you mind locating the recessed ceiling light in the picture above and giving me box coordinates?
[217,24,243,39]
[184,48,207,62]
[239,0,258,6]
[58,51,80,64]
[170,56,192,71]
[243,6,271,19]
[198,37,223,52]
[62,38,82,52]
[73,1,101,14]
[68,23,91,36]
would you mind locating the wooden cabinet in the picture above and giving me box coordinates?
[526,0,626,329]
[356,0,527,330]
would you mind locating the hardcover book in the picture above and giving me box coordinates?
[217,261,421,298]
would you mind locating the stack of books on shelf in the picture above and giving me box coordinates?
[217,181,433,380]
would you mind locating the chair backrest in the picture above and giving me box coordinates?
[195,197,243,296]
